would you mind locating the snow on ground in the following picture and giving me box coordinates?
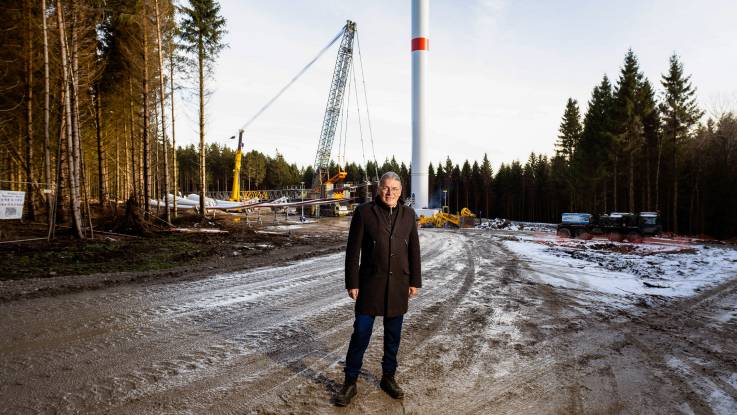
[666,355,737,414]
[501,231,737,303]
[477,218,557,232]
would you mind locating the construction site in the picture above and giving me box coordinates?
[3,1,737,414]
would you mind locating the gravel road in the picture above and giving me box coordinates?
[2,230,735,414]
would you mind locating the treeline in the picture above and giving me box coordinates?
[423,51,737,239]
[2,0,735,239]
[180,144,411,192]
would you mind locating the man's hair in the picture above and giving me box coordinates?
[379,171,402,187]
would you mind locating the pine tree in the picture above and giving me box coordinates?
[660,53,703,233]
[179,0,227,215]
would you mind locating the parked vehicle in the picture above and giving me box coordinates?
[556,211,661,242]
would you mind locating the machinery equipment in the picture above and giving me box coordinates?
[228,129,245,202]
[556,211,662,242]
[418,207,476,228]
[312,21,356,195]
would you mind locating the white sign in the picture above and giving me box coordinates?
[0,190,25,220]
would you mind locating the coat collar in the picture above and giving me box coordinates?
[371,195,406,235]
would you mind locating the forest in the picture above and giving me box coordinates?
[427,51,737,239]
[1,1,736,239]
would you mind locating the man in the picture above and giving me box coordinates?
[336,171,422,406]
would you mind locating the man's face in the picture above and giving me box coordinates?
[379,178,402,208]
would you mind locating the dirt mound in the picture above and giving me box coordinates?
[111,197,156,236]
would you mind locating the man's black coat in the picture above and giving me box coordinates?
[345,196,422,317]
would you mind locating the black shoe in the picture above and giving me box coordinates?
[335,382,357,406]
[380,374,404,399]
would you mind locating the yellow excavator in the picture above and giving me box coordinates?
[418,206,476,228]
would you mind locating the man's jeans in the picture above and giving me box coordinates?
[344,313,404,381]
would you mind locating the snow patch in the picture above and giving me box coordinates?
[502,236,737,302]
[477,218,556,233]
[666,355,737,415]
[727,373,737,390]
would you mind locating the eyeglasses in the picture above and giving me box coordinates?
[380,186,401,194]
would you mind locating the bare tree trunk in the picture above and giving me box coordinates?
[17,132,22,192]
[645,141,651,211]
[153,0,170,223]
[170,53,177,217]
[24,0,36,221]
[42,0,52,219]
[628,150,635,213]
[612,156,618,212]
[592,182,598,215]
[672,130,678,234]
[50,105,65,239]
[128,76,137,199]
[56,0,83,238]
[123,120,129,199]
[142,0,151,216]
[69,0,84,229]
[80,146,94,237]
[198,35,206,215]
[655,135,662,212]
[94,90,108,204]
[153,104,160,216]
[115,129,119,203]
[689,183,697,235]
[603,179,608,214]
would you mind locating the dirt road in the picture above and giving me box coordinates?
[1,230,736,414]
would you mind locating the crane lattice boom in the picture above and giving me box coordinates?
[313,21,356,189]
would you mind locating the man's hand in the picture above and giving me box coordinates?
[347,288,359,300]
[408,286,419,298]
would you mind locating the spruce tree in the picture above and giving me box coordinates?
[556,98,582,210]
[480,153,493,216]
[556,98,583,162]
[612,49,645,213]
[578,75,614,213]
[660,53,703,233]
[636,79,660,211]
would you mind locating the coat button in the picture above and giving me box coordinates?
[389,272,393,276]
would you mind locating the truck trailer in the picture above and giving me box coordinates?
[556,211,661,243]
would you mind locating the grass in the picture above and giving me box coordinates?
[1,234,216,280]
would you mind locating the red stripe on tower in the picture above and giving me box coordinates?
[411,37,429,51]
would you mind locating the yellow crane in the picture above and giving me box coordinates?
[228,129,245,202]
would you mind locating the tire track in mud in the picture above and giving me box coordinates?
[1,253,352,413]
[256,231,526,415]
[163,230,476,414]
[402,234,636,414]
[3,254,341,344]
[202,231,480,414]
[615,277,737,414]
[0,230,466,414]
[3,275,351,413]
[5,230,735,414]
[448,235,737,415]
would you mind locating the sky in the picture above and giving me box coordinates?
[173,0,737,171]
